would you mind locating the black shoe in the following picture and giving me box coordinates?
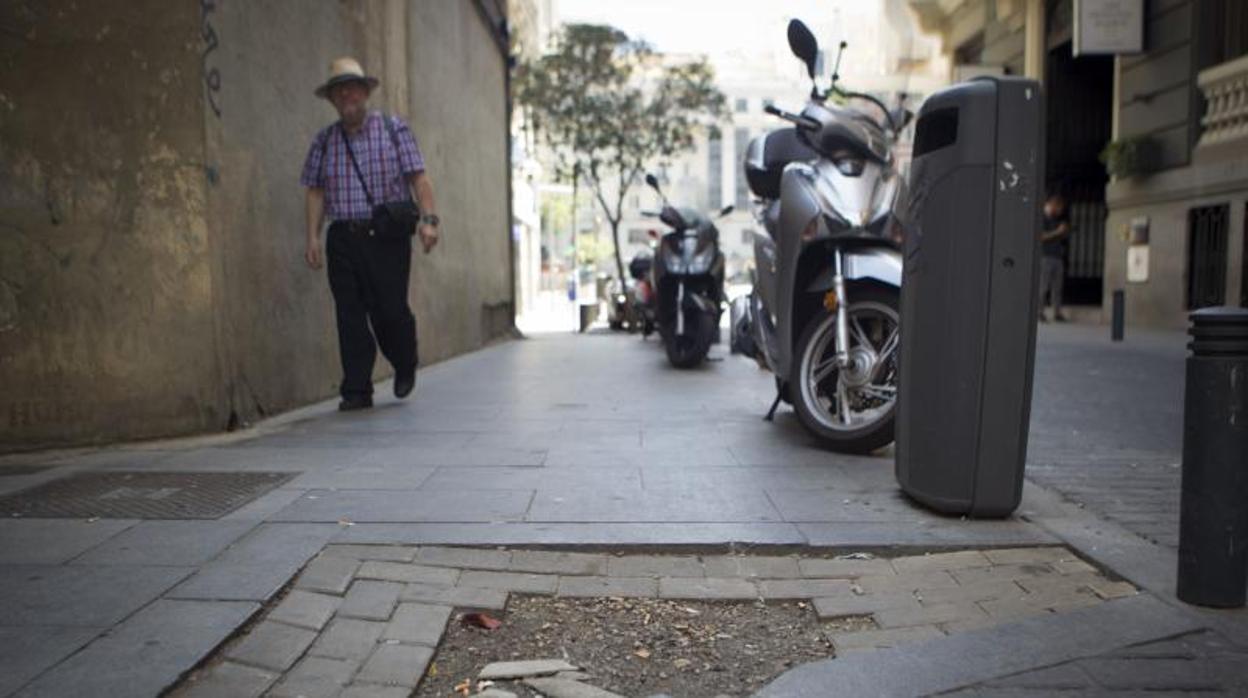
[338,395,373,411]
[394,367,416,399]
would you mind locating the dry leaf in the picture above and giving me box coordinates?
[462,612,503,630]
[453,678,471,695]
[634,648,652,659]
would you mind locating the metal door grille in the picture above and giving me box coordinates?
[1243,204,1247,307]
[1188,204,1229,310]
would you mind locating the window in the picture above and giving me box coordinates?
[735,98,749,113]
[1188,204,1229,310]
[734,127,751,209]
[1197,0,1248,70]
[707,136,722,207]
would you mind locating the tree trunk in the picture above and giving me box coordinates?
[609,219,627,290]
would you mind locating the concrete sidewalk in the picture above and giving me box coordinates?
[1,325,1244,696]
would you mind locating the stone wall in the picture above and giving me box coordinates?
[0,0,512,450]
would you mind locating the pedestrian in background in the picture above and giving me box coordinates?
[300,57,441,411]
[1039,192,1071,323]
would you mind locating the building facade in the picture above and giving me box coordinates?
[908,0,1247,327]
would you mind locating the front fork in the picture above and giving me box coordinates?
[675,281,685,336]
[833,249,850,368]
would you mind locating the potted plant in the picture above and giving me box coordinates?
[1099,136,1154,179]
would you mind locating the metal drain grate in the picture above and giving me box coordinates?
[0,471,296,519]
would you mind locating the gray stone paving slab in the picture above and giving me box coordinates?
[415,545,510,569]
[175,661,279,698]
[812,592,921,618]
[272,489,533,523]
[0,564,192,627]
[757,578,854,599]
[323,544,418,562]
[355,643,433,687]
[556,575,659,597]
[829,624,945,652]
[605,555,704,578]
[541,445,739,468]
[0,519,137,564]
[756,594,1202,697]
[381,603,452,645]
[70,520,256,566]
[285,466,437,490]
[268,590,341,631]
[267,655,359,698]
[460,570,558,594]
[527,488,781,522]
[211,523,340,565]
[220,487,309,522]
[639,466,853,492]
[796,557,895,578]
[332,522,808,546]
[360,445,548,468]
[295,555,363,594]
[479,659,580,679]
[523,677,625,698]
[797,521,1056,547]
[658,577,758,599]
[356,561,460,585]
[399,582,509,609]
[339,580,404,621]
[338,684,412,698]
[168,561,306,601]
[308,618,386,661]
[422,467,643,492]
[891,550,992,573]
[15,600,256,698]
[224,620,318,672]
[0,626,103,697]
[982,663,1094,690]
[509,550,610,575]
[703,555,801,579]
[768,489,930,522]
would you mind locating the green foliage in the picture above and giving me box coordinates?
[514,23,727,280]
[1098,136,1152,179]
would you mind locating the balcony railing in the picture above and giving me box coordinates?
[1197,54,1248,149]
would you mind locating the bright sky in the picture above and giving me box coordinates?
[553,0,851,58]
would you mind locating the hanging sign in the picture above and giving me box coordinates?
[1074,0,1144,56]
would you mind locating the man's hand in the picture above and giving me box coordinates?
[418,223,439,254]
[305,239,324,269]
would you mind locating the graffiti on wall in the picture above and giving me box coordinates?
[200,0,222,118]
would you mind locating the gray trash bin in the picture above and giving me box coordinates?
[893,77,1044,517]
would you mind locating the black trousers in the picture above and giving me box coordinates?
[326,220,417,398]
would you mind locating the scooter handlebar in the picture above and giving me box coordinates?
[764,104,820,131]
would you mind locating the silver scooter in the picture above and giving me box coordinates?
[731,20,912,454]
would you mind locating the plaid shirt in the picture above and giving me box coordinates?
[300,111,425,222]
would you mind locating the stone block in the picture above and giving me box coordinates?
[321,544,417,562]
[757,579,853,599]
[523,677,626,697]
[400,582,509,610]
[416,546,511,570]
[797,557,895,578]
[382,603,452,646]
[855,570,959,595]
[890,550,992,574]
[356,561,460,586]
[829,625,945,652]
[268,590,341,631]
[338,581,403,621]
[556,576,658,598]
[479,659,579,680]
[982,547,1071,565]
[658,577,758,600]
[356,643,434,687]
[338,686,411,698]
[309,618,386,661]
[224,621,317,672]
[812,593,920,619]
[267,656,358,698]
[460,570,558,594]
[702,555,802,579]
[295,556,361,595]
[509,550,610,575]
[874,602,987,629]
[605,555,704,578]
[178,661,278,698]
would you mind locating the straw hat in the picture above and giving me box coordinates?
[314,57,380,99]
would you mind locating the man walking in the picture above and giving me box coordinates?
[301,57,440,410]
[1039,192,1071,323]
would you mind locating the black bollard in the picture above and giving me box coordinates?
[1112,290,1125,342]
[1176,307,1248,608]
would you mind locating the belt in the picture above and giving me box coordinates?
[334,219,372,234]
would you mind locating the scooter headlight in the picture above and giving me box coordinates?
[687,245,716,274]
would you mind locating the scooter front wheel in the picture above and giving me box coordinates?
[790,284,899,454]
[664,312,716,368]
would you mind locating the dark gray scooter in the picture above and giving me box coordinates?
[731,20,912,454]
[644,174,729,368]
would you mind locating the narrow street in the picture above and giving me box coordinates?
[2,325,1245,696]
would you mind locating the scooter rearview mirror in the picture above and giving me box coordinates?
[786,20,819,81]
[719,205,735,217]
[645,173,661,192]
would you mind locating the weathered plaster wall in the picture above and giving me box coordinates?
[0,1,220,447]
[0,1,513,450]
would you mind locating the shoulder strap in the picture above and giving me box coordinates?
[339,123,375,207]
[383,114,415,203]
